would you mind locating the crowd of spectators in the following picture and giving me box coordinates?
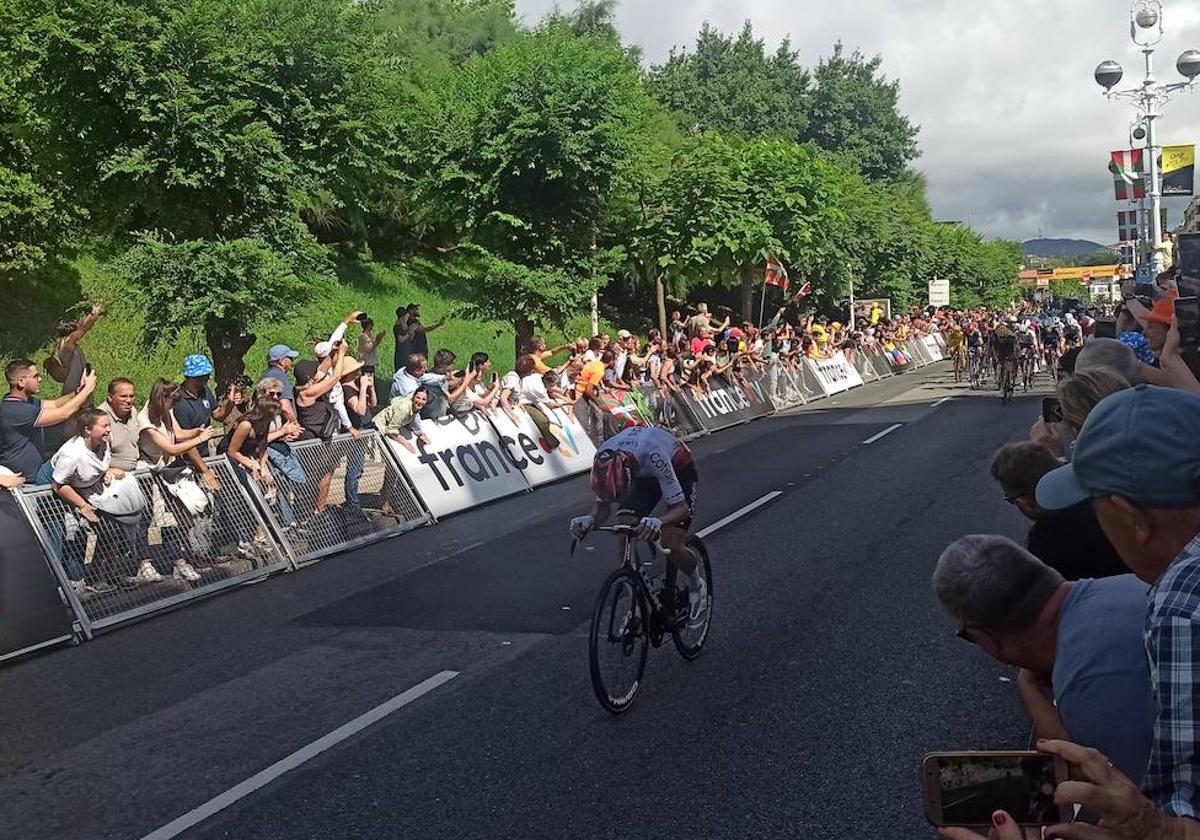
[933,268,1200,838]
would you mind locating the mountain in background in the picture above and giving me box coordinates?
[1023,238,1114,258]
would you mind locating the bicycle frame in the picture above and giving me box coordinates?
[587,524,678,637]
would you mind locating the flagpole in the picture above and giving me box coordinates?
[758,280,767,328]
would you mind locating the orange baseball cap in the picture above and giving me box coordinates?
[1146,298,1176,326]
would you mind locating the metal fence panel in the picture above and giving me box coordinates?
[249,431,432,567]
[635,383,709,441]
[763,360,806,409]
[13,456,290,636]
[794,359,829,402]
[848,348,882,383]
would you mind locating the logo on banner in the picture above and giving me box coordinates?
[539,418,582,457]
[413,413,547,492]
[692,384,754,419]
[814,357,852,384]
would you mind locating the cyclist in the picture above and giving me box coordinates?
[1063,314,1083,348]
[570,425,707,621]
[1016,320,1038,388]
[945,321,966,378]
[966,321,985,381]
[1043,316,1064,369]
[992,319,1018,392]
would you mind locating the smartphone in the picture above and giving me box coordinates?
[1176,296,1200,352]
[1092,319,1117,340]
[356,312,370,323]
[1042,397,1063,424]
[922,751,1069,828]
[1136,282,1157,298]
[83,362,93,376]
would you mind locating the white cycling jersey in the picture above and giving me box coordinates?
[596,426,686,506]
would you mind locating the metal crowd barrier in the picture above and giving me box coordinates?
[11,455,289,639]
[635,383,709,441]
[763,359,807,409]
[848,348,883,383]
[244,430,432,567]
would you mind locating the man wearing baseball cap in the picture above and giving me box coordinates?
[1037,384,1200,821]
[261,344,300,423]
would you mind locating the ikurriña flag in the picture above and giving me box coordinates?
[1110,149,1146,201]
[764,255,789,293]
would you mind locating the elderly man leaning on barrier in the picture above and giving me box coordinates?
[100,378,140,473]
[933,534,1154,785]
[1036,385,1200,823]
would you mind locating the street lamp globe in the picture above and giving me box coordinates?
[1135,5,1160,29]
[1178,49,1200,80]
[1095,60,1125,90]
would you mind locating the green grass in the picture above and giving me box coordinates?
[1,254,609,396]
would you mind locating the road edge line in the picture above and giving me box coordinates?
[695,491,782,539]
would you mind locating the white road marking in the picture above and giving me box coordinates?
[862,424,903,445]
[139,670,460,840]
[696,491,782,539]
[931,397,952,408]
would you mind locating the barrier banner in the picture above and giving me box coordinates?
[635,384,708,441]
[487,406,597,489]
[848,349,881,383]
[0,496,75,661]
[681,372,774,433]
[920,335,944,363]
[764,360,807,409]
[804,351,865,396]
[386,413,529,519]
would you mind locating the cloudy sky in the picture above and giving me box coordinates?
[514,0,1200,246]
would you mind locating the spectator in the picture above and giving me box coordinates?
[175,354,230,491]
[574,349,614,444]
[1036,385,1200,820]
[668,310,687,350]
[1,358,97,483]
[44,302,104,401]
[392,303,444,372]
[451,352,499,415]
[989,441,1128,581]
[1058,369,1132,439]
[685,303,729,339]
[390,353,447,402]
[421,348,476,420]
[933,534,1154,783]
[261,344,301,423]
[100,378,140,473]
[524,336,572,374]
[214,375,255,445]
[226,380,286,490]
[373,386,431,454]
[514,354,561,448]
[338,358,372,519]
[357,317,386,374]
[137,378,214,582]
[293,352,349,520]
[50,407,147,592]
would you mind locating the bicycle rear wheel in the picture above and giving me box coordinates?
[589,568,650,714]
[672,536,713,660]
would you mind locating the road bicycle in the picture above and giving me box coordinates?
[998,357,1017,405]
[951,344,967,383]
[968,347,985,390]
[1019,348,1036,392]
[1044,344,1060,384]
[579,523,713,714]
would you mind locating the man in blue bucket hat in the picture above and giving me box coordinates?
[175,353,232,489]
[1037,385,1200,824]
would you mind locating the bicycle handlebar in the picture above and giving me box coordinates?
[570,523,672,557]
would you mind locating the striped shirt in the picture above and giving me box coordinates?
[1144,531,1200,818]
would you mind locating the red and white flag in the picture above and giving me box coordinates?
[792,281,813,303]
[1110,150,1146,201]
[764,255,789,293]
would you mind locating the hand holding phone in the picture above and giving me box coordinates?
[923,751,1069,828]
[1042,397,1062,425]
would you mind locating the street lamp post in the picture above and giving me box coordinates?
[1094,1,1200,279]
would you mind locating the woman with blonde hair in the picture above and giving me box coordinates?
[1058,368,1133,438]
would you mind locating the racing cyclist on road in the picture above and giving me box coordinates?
[965,321,985,380]
[570,425,708,622]
[991,319,1019,391]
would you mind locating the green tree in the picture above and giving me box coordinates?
[649,22,810,144]
[805,43,920,181]
[373,0,518,81]
[406,22,670,352]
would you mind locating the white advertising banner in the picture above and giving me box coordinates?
[804,351,865,396]
[928,278,950,308]
[919,335,944,362]
[487,406,597,489]
[385,413,530,518]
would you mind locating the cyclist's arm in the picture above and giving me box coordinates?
[649,452,690,529]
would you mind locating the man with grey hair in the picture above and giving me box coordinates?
[933,534,1153,783]
[1075,337,1146,384]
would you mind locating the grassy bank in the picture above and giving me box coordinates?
[1,255,606,396]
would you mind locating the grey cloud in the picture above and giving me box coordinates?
[516,0,1200,245]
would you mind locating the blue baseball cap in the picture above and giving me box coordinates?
[1037,385,1200,510]
[182,354,213,378]
[267,344,299,363]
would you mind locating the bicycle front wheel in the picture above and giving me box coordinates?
[672,536,714,660]
[589,568,650,714]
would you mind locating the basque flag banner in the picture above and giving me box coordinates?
[792,281,813,303]
[1110,149,1146,201]
[1117,211,1139,242]
[764,255,789,293]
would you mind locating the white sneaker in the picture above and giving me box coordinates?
[69,579,87,595]
[133,560,164,583]
[687,575,709,624]
[173,562,201,582]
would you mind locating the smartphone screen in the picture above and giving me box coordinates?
[922,752,1067,827]
[1092,319,1117,339]
[1177,296,1200,351]
[1042,397,1063,424]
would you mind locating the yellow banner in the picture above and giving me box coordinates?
[1163,144,1195,196]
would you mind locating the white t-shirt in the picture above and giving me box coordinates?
[51,436,111,489]
[519,373,551,407]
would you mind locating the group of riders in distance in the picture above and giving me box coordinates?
[943,311,1090,402]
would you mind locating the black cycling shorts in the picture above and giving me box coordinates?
[617,454,698,528]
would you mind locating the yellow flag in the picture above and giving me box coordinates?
[1162,145,1195,196]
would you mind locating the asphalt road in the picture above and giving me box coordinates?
[0,364,1052,840]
